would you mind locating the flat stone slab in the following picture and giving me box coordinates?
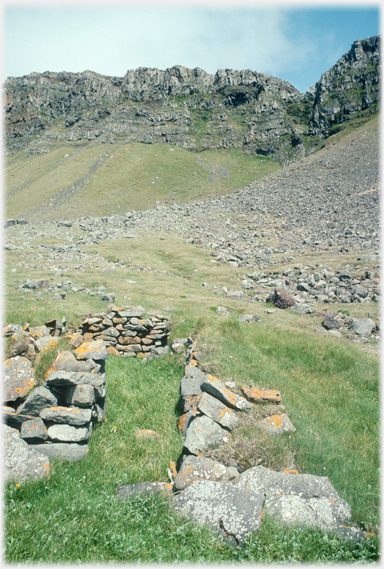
[234,466,351,529]
[241,386,282,404]
[47,422,92,443]
[201,374,251,411]
[174,455,239,491]
[74,340,108,361]
[183,414,230,455]
[46,371,104,387]
[197,392,239,430]
[256,414,295,435]
[4,356,36,402]
[40,406,92,426]
[4,424,50,482]
[117,482,173,499]
[172,480,264,543]
[20,418,48,443]
[180,364,207,397]
[16,386,58,416]
[30,442,89,462]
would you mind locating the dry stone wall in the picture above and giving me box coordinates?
[3,304,170,478]
[75,304,170,359]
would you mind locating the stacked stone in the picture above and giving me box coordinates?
[3,318,68,363]
[3,339,108,464]
[117,345,369,544]
[77,305,170,358]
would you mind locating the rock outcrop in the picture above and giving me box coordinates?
[4,36,379,163]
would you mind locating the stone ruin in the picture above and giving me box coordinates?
[3,304,170,472]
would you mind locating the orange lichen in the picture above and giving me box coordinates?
[284,469,299,475]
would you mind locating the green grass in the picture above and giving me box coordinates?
[4,142,280,222]
[4,353,379,563]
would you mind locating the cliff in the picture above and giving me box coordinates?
[3,36,380,163]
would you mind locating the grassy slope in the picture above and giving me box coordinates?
[5,143,280,222]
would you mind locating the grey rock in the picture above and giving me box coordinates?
[291,303,315,315]
[4,424,50,482]
[256,413,296,435]
[16,386,58,416]
[174,454,239,491]
[197,392,239,430]
[217,306,230,316]
[322,311,343,330]
[172,480,264,543]
[234,466,351,529]
[46,370,104,387]
[183,414,231,455]
[4,356,36,403]
[47,422,93,442]
[226,290,243,300]
[351,318,376,336]
[20,417,49,443]
[201,375,251,411]
[65,384,97,407]
[30,442,88,462]
[40,406,92,426]
[180,364,207,397]
[238,313,260,323]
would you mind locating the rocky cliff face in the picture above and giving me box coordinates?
[3,36,380,162]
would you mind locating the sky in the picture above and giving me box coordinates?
[2,1,381,93]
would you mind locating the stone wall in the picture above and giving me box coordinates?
[75,304,170,359]
[3,304,170,474]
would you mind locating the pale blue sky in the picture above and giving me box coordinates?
[3,2,381,93]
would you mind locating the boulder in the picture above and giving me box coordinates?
[46,371,104,387]
[74,339,108,361]
[180,364,206,397]
[322,311,343,330]
[351,318,376,336]
[172,480,264,543]
[291,303,316,315]
[217,306,230,316]
[65,384,96,407]
[4,424,50,482]
[267,289,295,309]
[234,466,352,530]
